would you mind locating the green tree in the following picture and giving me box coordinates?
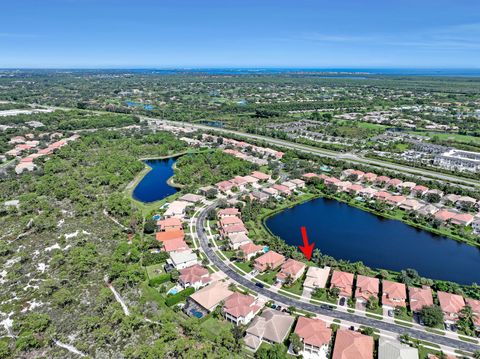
[289,333,302,355]
[366,295,379,310]
[420,305,444,328]
[0,341,10,359]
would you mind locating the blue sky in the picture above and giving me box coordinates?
[1,0,479,68]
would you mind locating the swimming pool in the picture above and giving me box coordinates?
[190,309,203,318]
[167,287,179,295]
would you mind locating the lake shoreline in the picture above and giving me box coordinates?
[262,194,480,285]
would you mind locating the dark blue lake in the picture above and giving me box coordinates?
[266,197,480,285]
[132,158,178,203]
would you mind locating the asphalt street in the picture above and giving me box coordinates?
[196,204,480,353]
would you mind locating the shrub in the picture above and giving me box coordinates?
[165,287,195,307]
[148,273,171,287]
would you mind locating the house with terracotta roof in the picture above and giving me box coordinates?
[232,176,248,190]
[412,185,429,197]
[465,298,480,331]
[228,232,251,250]
[375,176,391,186]
[219,216,244,228]
[399,199,423,211]
[245,174,261,184]
[433,210,456,224]
[362,172,378,183]
[238,242,263,260]
[276,259,306,284]
[218,207,240,219]
[157,217,183,232]
[253,251,285,272]
[333,181,352,192]
[302,172,319,180]
[273,184,291,196]
[294,317,332,359]
[221,224,248,238]
[332,330,373,359]
[450,213,474,226]
[374,191,392,202]
[342,169,365,181]
[162,238,189,253]
[178,264,211,290]
[347,184,364,196]
[251,171,271,181]
[324,177,341,187]
[244,308,295,352]
[382,280,407,309]
[303,266,331,292]
[223,292,262,325]
[355,275,379,305]
[330,271,354,299]
[408,286,434,313]
[187,281,233,314]
[387,178,403,190]
[437,291,465,325]
[216,180,235,193]
[155,229,185,243]
[386,195,407,207]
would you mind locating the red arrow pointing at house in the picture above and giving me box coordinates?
[299,226,314,261]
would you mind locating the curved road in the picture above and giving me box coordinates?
[196,204,480,353]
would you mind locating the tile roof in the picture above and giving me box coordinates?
[332,330,373,359]
[408,286,434,312]
[437,291,465,315]
[294,316,332,348]
[189,281,233,312]
[223,292,259,318]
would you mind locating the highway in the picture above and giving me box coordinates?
[195,204,480,354]
[150,117,480,189]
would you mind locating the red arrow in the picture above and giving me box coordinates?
[299,226,314,261]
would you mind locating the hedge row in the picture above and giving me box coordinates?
[165,287,195,307]
[148,273,171,287]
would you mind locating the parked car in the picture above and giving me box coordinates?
[255,282,264,289]
[339,297,346,306]
[320,304,334,310]
[388,309,394,317]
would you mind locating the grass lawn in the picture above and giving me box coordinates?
[256,269,280,285]
[235,261,253,273]
[221,250,235,260]
[140,282,166,308]
[145,263,165,279]
[310,291,338,304]
[366,306,383,316]
[200,317,232,341]
[282,279,304,296]
[395,309,413,323]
